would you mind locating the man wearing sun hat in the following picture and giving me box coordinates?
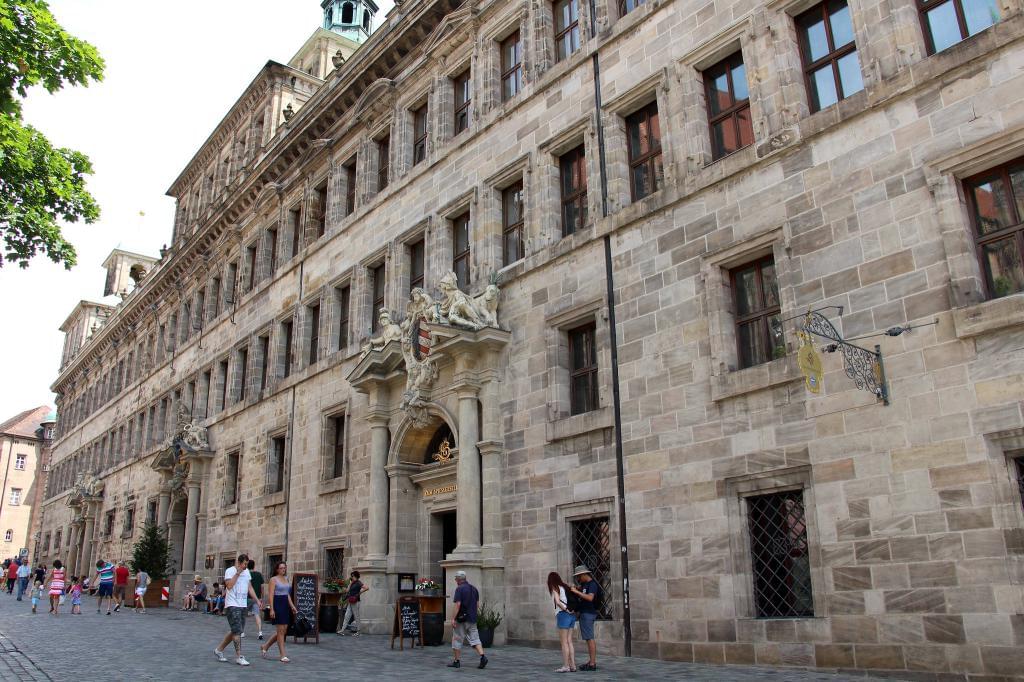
[182,574,208,611]
[569,565,601,671]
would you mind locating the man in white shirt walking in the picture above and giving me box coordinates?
[214,553,262,666]
[15,560,31,601]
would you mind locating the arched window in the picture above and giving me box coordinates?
[341,2,354,23]
[4,530,11,542]
[362,9,371,30]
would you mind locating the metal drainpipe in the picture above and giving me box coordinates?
[590,1,632,658]
[283,260,304,558]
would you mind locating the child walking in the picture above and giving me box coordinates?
[30,581,43,613]
[69,577,83,614]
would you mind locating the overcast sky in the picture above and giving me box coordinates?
[0,0,394,422]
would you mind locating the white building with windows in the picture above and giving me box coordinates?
[34,0,1024,676]
[0,406,53,562]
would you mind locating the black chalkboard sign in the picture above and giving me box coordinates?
[291,573,319,644]
[390,596,421,649]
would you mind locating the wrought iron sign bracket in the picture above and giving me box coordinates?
[797,309,889,405]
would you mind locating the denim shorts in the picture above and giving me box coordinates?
[578,611,598,640]
[556,611,577,630]
[97,582,113,597]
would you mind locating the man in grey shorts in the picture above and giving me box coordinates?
[214,554,261,667]
[447,571,488,669]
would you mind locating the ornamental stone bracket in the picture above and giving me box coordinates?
[151,403,215,501]
[65,471,104,509]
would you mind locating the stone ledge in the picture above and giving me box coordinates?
[262,491,285,508]
[546,407,613,443]
[318,477,347,496]
[711,355,801,402]
[952,294,1024,338]
[220,503,239,517]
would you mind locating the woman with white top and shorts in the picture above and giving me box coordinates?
[547,571,577,673]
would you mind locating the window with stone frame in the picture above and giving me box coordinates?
[122,506,135,537]
[245,242,258,292]
[104,509,115,537]
[625,102,664,201]
[266,551,284,573]
[918,0,999,54]
[344,157,357,215]
[453,69,471,136]
[280,318,294,379]
[335,284,351,352]
[568,322,599,415]
[500,31,523,102]
[194,290,206,332]
[43,532,50,553]
[324,547,345,580]
[53,529,61,550]
[257,334,270,394]
[225,450,241,506]
[209,276,222,321]
[376,132,391,191]
[618,0,646,16]
[216,359,229,412]
[235,346,249,404]
[412,103,429,166]
[409,239,425,292]
[8,488,20,506]
[502,181,525,266]
[267,435,286,494]
[146,499,158,525]
[570,516,614,619]
[963,157,1024,300]
[795,0,864,113]
[14,454,25,471]
[560,145,588,237]
[553,0,581,61]
[226,261,239,306]
[731,255,783,369]
[289,204,303,258]
[313,178,329,238]
[452,213,471,291]
[265,225,279,274]
[371,263,386,333]
[307,301,322,365]
[325,413,346,479]
[746,490,814,618]
[703,52,754,160]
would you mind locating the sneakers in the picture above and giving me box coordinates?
[214,649,227,662]
[447,660,461,668]
[114,604,120,612]
[479,655,488,669]
[106,611,111,616]
[258,632,264,641]
[240,632,246,638]
[236,656,250,666]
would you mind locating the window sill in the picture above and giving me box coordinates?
[546,407,613,443]
[711,354,801,402]
[221,504,239,517]
[318,477,347,496]
[262,491,285,508]
[953,294,1024,339]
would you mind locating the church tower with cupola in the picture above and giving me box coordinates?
[322,0,379,44]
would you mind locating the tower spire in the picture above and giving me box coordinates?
[322,0,379,44]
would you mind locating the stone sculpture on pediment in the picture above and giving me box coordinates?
[400,288,440,426]
[361,309,403,358]
[437,271,487,330]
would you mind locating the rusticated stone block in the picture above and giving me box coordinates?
[884,589,946,613]
[923,615,966,643]
[854,644,906,669]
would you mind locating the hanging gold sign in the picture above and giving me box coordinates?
[432,438,453,464]
[797,330,823,394]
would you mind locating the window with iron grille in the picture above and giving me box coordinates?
[500,31,523,102]
[325,547,345,580]
[502,181,524,266]
[626,102,664,201]
[409,239,425,292]
[704,52,754,161]
[569,322,599,415]
[731,256,783,369]
[747,490,813,618]
[453,213,471,291]
[453,70,471,135]
[795,0,864,113]
[371,263,386,333]
[377,133,391,191]
[560,145,588,237]
[553,0,580,61]
[412,104,428,166]
[570,517,613,620]
[964,157,1024,300]
[268,436,286,494]
[918,0,998,54]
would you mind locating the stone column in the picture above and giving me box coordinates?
[455,385,481,555]
[80,514,95,576]
[195,513,208,575]
[157,487,171,532]
[181,481,201,576]
[67,522,82,575]
[366,410,391,562]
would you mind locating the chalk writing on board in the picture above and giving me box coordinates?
[292,573,318,633]
[400,599,420,638]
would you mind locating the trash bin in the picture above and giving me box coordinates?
[421,612,445,646]
[319,603,340,634]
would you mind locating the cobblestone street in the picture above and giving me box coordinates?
[0,596,898,681]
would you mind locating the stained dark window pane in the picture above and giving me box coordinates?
[734,267,759,316]
[738,320,766,370]
[811,65,839,110]
[971,177,1015,234]
[1012,167,1024,218]
[963,0,999,34]
[828,2,855,46]
[762,262,780,308]
[926,1,962,52]
[837,52,864,97]
[982,238,1024,298]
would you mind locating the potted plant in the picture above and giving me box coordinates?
[415,577,442,598]
[129,523,171,608]
[319,577,347,633]
[476,602,503,648]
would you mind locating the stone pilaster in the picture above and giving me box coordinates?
[181,480,201,575]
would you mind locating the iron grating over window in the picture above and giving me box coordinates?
[571,517,614,620]
[1014,458,1024,509]
[325,547,344,580]
[747,490,814,618]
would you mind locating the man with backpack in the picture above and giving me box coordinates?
[570,565,601,672]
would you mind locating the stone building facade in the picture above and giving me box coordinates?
[36,0,1024,676]
[0,406,54,561]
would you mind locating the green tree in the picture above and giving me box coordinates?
[129,523,171,580]
[0,0,104,268]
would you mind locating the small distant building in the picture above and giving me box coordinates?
[0,406,53,562]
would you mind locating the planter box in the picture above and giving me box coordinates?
[140,579,170,608]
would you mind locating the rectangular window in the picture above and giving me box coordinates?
[409,240,425,292]
[559,145,588,237]
[308,303,321,365]
[210,277,221,319]
[501,31,523,102]
[123,506,135,537]
[570,517,613,620]
[747,490,813,617]
[258,335,270,394]
[218,360,229,411]
[731,256,783,369]
[195,291,206,330]
[14,455,26,471]
[329,414,346,479]
[289,205,303,257]
[245,243,258,292]
[146,500,157,524]
[502,181,525,266]
[626,102,664,201]
[236,347,249,403]
[226,451,241,505]
[9,488,21,506]
[618,0,646,15]
[200,370,212,419]
[104,510,115,537]
[377,133,390,191]
[412,104,428,166]
[796,0,864,112]
[269,436,286,494]
[704,52,754,160]
[344,157,357,215]
[281,320,294,379]
[53,529,61,549]
[964,158,1024,299]
[336,285,351,352]
[568,322,599,415]
[453,213,471,290]
[325,547,345,580]
[226,262,238,305]
[266,226,279,274]
[919,0,998,53]
[453,70,471,135]
[314,179,328,238]
[371,264,386,333]
[553,0,581,61]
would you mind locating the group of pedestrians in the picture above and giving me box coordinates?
[13,557,151,616]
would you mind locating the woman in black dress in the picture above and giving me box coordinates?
[259,561,297,662]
